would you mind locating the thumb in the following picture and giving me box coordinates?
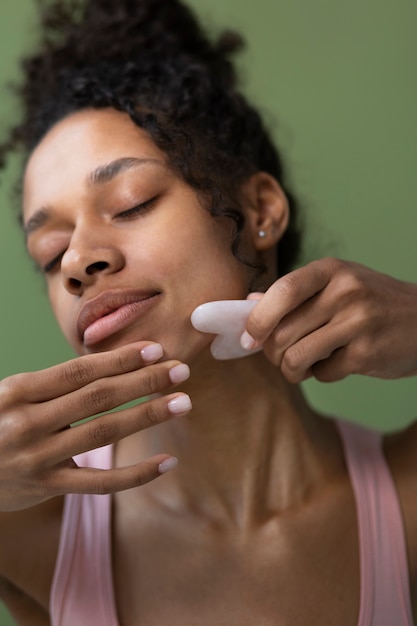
[246,292,264,301]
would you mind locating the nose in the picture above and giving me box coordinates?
[61,235,125,295]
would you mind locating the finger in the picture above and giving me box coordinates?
[47,454,179,497]
[42,361,191,431]
[246,292,264,301]
[242,259,333,348]
[280,322,350,383]
[260,292,333,365]
[310,340,376,382]
[310,348,351,383]
[48,392,192,463]
[7,341,165,404]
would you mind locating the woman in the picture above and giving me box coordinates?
[0,0,417,624]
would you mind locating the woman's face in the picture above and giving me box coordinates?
[23,108,253,361]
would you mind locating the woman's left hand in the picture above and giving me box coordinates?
[241,257,417,383]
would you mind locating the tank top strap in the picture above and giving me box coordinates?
[50,423,414,625]
[50,444,119,626]
[336,419,413,626]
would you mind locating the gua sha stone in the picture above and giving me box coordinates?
[191,300,263,360]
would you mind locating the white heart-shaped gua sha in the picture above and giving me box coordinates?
[190,300,263,360]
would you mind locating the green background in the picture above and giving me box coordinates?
[0,0,416,623]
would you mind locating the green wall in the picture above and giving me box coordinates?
[0,0,416,623]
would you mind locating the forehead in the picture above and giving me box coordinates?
[23,108,165,218]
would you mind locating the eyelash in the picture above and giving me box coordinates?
[116,196,157,219]
[43,252,64,274]
[42,196,158,273]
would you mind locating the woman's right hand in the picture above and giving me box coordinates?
[0,341,191,512]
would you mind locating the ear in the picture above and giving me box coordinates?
[243,172,289,251]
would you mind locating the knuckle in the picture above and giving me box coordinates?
[132,474,147,488]
[131,463,155,488]
[0,411,19,440]
[0,409,36,446]
[17,448,42,477]
[247,307,266,336]
[348,312,368,340]
[324,256,345,272]
[263,343,282,367]
[64,358,94,387]
[345,341,370,373]
[261,332,285,364]
[316,256,346,276]
[355,304,374,328]
[271,321,291,348]
[332,263,366,300]
[139,402,162,429]
[140,369,161,397]
[89,420,116,446]
[279,273,304,302]
[343,274,365,299]
[319,257,351,289]
[0,374,27,407]
[82,382,113,413]
[35,473,56,499]
[91,476,111,496]
[116,351,132,374]
[115,345,140,373]
[282,345,305,382]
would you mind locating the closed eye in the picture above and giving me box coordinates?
[43,251,65,273]
[116,196,157,219]
[42,196,158,273]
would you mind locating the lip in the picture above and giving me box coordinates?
[77,289,161,347]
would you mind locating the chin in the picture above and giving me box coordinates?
[153,329,214,364]
[73,325,213,362]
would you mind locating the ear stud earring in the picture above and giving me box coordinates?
[258,230,267,238]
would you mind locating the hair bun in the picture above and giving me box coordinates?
[35,0,245,90]
[215,30,245,57]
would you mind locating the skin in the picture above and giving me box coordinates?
[0,107,417,625]
[243,258,417,382]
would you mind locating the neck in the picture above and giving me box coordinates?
[120,351,343,527]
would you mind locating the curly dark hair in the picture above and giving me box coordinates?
[0,0,303,277]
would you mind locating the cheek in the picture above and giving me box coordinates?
[48,284,81,351]
[174,213,244,274]
[149,228,246,292]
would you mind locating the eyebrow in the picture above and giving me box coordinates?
[24,156,163,237]
[87,156,161,185]
[24,209,50,237]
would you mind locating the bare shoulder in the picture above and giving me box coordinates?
[383,419,417,514]
[0,576,51,626]
[0,497,63,613]
[383,420,417,616]
[383,419,417,475]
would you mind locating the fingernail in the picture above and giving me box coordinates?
[240,331,256,350]
[169,363,190,384]
[168,394,192,414]
[247,292,263,300]
[141,343,164,362]
[158,457,178,474]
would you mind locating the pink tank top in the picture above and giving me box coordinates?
[50,419,414,625]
